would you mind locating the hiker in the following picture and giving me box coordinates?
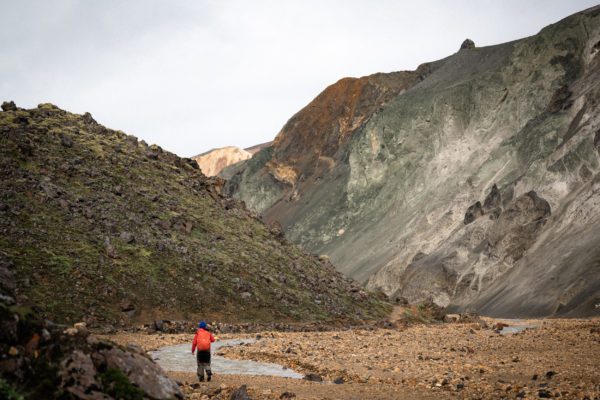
[191,320,215,382]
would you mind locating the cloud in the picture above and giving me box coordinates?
[1,0,597,156]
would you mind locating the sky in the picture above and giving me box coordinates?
[1,1,598,157]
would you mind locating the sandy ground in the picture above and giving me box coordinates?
[104,318,600,399]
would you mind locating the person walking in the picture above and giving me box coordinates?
[191,320,215,382]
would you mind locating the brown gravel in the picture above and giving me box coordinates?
[104,318,600,399]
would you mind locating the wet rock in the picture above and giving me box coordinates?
[545,370,556,379]
[464,201,484,225]
[230,384,251,400]
[460,38,475,50]
[1,101,17,111]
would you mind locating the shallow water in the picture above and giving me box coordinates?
[497,319,539,335]
[150,339,303,379]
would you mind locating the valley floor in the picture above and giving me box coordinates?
[106,318,600,399]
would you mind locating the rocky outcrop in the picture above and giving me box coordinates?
[224,6,600,317]
[0,104,389,327]
[0,261,182,400]
[192,146,252,176]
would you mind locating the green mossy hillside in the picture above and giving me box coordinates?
[0,103,389,327]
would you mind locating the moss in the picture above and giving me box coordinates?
[0,377,25,400]
[99,368,145,400]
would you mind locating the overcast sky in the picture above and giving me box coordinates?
[1,1,597,156]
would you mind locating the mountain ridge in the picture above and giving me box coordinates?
[221,6,600,317]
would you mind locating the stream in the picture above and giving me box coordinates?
[150,339,304,379]
[497,319,540,335]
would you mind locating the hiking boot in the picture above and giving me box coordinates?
[198,375,204,382]
[207,372,212,382]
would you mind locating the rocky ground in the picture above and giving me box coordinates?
[107,317,600,399]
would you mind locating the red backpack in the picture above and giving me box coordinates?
[196,329,211,351]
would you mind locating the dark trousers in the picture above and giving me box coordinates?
[196,350,211,379]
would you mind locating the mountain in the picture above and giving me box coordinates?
[222,7,600,317]
[244,141,273,155]
[0,102,389,327]
[192,146,252,176]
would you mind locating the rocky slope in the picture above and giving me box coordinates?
[223,7,600,317]
[192,146,253,177]
[0,102,389,328]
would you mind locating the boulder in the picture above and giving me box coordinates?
[1,101,17,111]
[58,350,105,399]
[100,347,182,399]
[230,384,251,400]
[304,373,323,382]
[82,112,97,125]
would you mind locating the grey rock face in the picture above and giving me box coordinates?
[225,7,600,317]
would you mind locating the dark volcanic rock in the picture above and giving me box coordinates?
[460,38,476,50]
[483,184,501,211]
[464,201,484,225]
[82,112,97,125]
[304,373,323,382]
[1,101,17,111]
